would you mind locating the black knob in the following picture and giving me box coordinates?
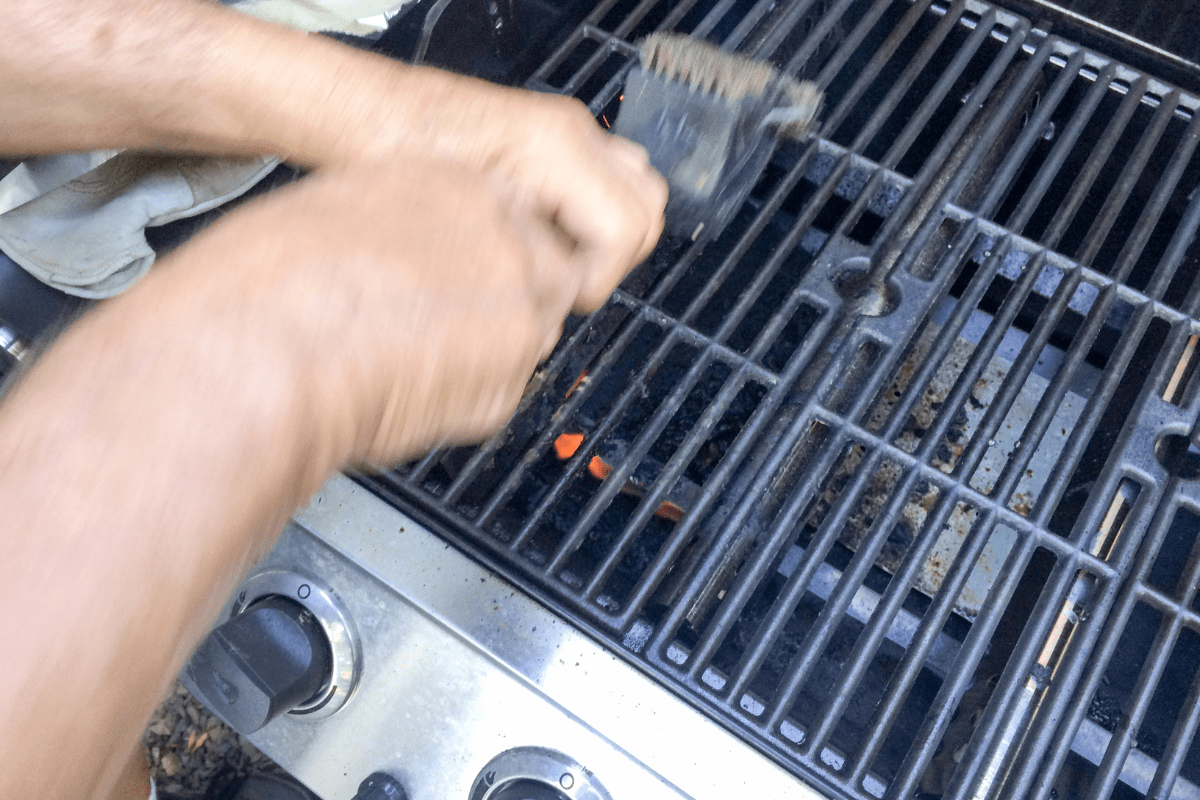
[351,773,409,800]
[185,595,332,735]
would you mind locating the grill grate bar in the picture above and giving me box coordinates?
[870,228,1006,443]
[685,0,745,40]
[723,0,804,54]
[470,302,658,530]
[608,302,838,629]
[904,248,1052,481]
[885,535,1037,800]
[639,419,844,657]
[1069,317,1175,550]
[762,459,946,727]
[970,46,1088,219]
[954,260,1116,512]
[675,144,824,333]
[711,159,834,348]
[882,242,1027,449]
[856,25,1028,282]
[941,553,1100,800]
[667,328,924,660]
[579,364,761,597]
[437,302,623,505]
[1075,90,1181,269]
[543,345,722,574]
[702,425,885,697]
[1085,603,1189,800]
[603,307,834,628]
[804,3,986,251]
[1016,504,1168,798]
[1005,60,1120,232]
[846,499,998,783]
[1110,105,1200,286]
[607,0,681,40]
[686,424,865,683]
[1149,172,1200,305]
[552,33,622,100]
[774,470,965,747]
[883,40,1058,282]
[403,441,446,487]
[643,405,848,659]
[986,279,1117,508]
[503,319,697,551]
[744,0,828,60]
[977,496,1146,797]
[1143,528,1200,799]
[810,0,897,91]
[1010,416,1199,795]
[640,242,711,310]
[884,15,1015,176]
[1147,656,1200,800]
[1138,583,1200,631]
[835,0,967,152]
[645,0,706,38]
[1040,75,1150,251]
[1029,297,1155,533]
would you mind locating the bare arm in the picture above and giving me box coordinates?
[0,0,665,304]
[0,159,591,799]
[0,5,665,795]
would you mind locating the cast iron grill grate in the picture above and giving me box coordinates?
[360,0,1200,797]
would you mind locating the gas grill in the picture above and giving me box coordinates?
[40,0,1200,797]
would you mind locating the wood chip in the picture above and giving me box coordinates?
[160,752,181,777]
[187,731,209,754]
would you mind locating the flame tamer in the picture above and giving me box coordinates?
[613,33,823,241]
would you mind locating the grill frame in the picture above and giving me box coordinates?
[360,1,1200,797]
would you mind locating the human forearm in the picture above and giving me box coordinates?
[0,0,665,301]
[0,0,357,160]
[0,225,339,799]
[0,157,599,799]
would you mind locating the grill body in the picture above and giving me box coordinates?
[357,0,1200,798]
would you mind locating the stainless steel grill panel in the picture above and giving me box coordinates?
[363,0,1200,797]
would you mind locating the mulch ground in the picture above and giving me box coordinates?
[143,680,289,798]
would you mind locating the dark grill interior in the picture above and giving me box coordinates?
[357,0,1200,797]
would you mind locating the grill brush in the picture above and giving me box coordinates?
[613,33,823,241]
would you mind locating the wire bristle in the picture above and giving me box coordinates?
[638,33,823,135]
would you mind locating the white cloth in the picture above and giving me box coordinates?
[0,0,409,298]
[0,152,278,298]
[235,0,406,33]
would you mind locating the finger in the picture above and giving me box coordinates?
[554,156,665,310]
[504,195,581,326]
[605,133,669,260]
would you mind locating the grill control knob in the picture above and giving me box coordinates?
[351,773,409,800]
[185,595,332,736]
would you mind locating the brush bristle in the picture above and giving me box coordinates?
[638,33,822,135]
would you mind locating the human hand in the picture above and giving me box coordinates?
[317,65,668,310]
[153,157,599,465]
[0,158,604,800]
